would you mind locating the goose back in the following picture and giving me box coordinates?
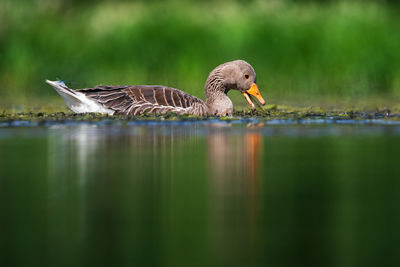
[78,85,208,116]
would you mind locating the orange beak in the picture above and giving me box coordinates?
[242,83,266,109]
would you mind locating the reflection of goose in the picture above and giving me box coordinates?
[46,60,265,116]
[245,132,262,188]
[206,126,263,216]
[206,127,263,183]
[206,128,263,263]
[47,124,102,186]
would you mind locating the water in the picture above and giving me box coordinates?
[1,121,400,267]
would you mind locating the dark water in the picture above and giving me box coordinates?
[1,121,400,267]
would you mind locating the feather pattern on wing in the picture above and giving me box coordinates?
[77,85,208,116]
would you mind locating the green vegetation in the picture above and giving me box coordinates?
[1,104,399,125]
[1,0,400,108]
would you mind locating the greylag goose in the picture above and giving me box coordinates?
[46,60,265,116]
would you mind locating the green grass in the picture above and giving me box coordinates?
[2,105,400,124]
[1,0,400,105]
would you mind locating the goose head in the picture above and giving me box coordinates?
[205,60,266,115]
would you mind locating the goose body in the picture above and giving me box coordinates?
[46,60,265,116]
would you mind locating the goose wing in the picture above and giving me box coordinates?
[77,85,207,115]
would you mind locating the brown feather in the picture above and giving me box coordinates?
[75,85,206,115]
[164,88,174,107]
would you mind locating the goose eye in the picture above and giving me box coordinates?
[244,74,249,79]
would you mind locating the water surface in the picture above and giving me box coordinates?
[1,121,400,267]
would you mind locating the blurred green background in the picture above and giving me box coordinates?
[1,0,400,107]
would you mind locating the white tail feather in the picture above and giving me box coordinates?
[46,80,115,114]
